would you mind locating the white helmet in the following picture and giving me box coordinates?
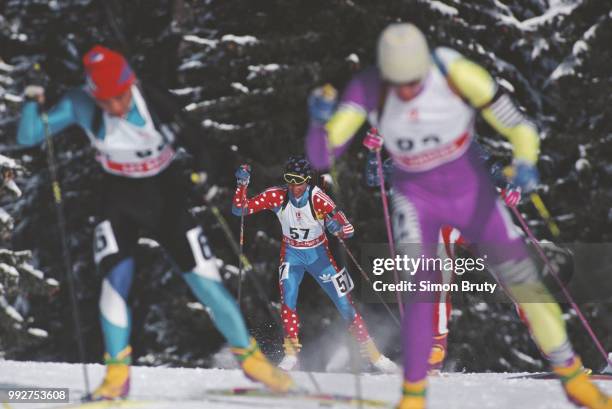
[377,23,431,84]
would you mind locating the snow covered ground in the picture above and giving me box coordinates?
[0,360,611,408]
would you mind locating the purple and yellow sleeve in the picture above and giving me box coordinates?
[305,67,381,170]
[446,56,540,164]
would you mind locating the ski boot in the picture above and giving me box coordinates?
[232,338,295,393]
[360,338,399,374]
[397,380,426,409]
[279,337,301,371]
[554,356,612,409]
[602,353,612,375]
[428,334,447,374]
[91,346,131,400]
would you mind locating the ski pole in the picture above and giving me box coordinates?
[348,334,363,409]
[286,341,322,394]
[237,186,247,308]
[510,206,612,368]
[323,167,362,401]
[41,113,91,396]
[208,205,280,325]
[502,166,560,238]
[336,237,401,328]
[375,148,404,317]
[530,192,561,238]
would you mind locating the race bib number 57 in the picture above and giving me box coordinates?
[332,268,354,297]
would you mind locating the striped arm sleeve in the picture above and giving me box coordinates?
[446,56,540,164]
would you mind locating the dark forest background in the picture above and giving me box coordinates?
[0,0,610,373]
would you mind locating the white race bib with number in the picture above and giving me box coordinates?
[376,50,476,172]
[279,262,290,281]
[276,186,326,248]
[332,268,354,297]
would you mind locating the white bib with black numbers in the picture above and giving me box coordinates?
[374,63,476,172]
[88,85,175,178]
[276,186,326,248]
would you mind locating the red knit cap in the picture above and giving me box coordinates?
[83,45,135,100]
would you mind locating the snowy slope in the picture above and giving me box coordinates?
[0,361,611,408]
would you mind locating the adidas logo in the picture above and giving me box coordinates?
[319,274,333,283]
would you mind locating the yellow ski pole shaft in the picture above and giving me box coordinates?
[503,165,560,238]
[530,192,561,238]
[209,206,253,271]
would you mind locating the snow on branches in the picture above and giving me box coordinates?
[0,154,58,353]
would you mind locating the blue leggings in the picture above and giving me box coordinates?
[99,258,250,358]
[280,243,357,322]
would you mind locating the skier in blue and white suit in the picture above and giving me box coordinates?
[17,45,293,400]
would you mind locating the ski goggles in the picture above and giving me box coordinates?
[283,173,310,185]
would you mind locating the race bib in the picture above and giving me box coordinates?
[279,262,290,281]
[93,220,119,265]
[332,268,354,297]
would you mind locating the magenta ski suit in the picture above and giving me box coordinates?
[305,48,574,383]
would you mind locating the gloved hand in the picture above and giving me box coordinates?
[363,128,383,152]
[308,84,338,124]
[501,185,521,207]
[191,171,208,185]
[365,152,380,187]
[24,85,45,104]
[235,164,251,186]
[506,160,539,193]
[489,162,506,186]
[190,171,219,201]
[326,218,343,236]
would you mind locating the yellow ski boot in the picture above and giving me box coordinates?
[554,357,612,409]
[91,346,131,401]
[397,380,427,409]
[428,334,447,374]
[279,337,301,371]
[232,338,295,393]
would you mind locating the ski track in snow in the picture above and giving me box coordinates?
[1,361,611,408]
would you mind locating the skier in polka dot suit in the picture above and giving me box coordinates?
[232,155,397,373]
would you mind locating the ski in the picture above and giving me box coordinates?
[509,373,612,381]
[44,399,150,409]
[206,386,393,408]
